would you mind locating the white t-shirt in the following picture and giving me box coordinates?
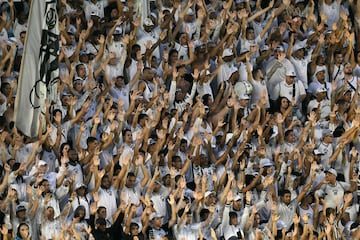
[250,79,269,108]
[98,186,118,222]
[319,1,341,28]
[83,0,109,21]
[271,80,306,104]
[265,57,295,97]
[320,181,351,209]
[291,55,311,89]
[307,99,331,120]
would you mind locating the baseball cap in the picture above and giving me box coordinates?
[234,194,242,201]
[216,131,224,137]
[150,213,163,220]
[79,50,89,56]
[160,170,170,179]
[186,8,195,16]
[16,205,26,213]
[277,220,287,230]
[205,191,216,198]
[240,47,250,54]
[144,18,154,26]
[275,45,285,52]
[286,69,296,77]
[222,48,233,57]
[350,222,359,232]
[73,77,84,84]
[322,129,333,138]
[91,10,100,17]
[75,183,87,190]
[259,158,273,168]
[325,168,337,177]
[292,43,305,52]
[260,45,269,52]
[239,94,250,100]
[313,149,324,155]
[314,66,326,75]
[316,87,327,94]
[38,160,48,166]
[114,26,122,35]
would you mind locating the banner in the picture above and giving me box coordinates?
[14,0,59,137]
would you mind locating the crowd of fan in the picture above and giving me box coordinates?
[0,0,360,239]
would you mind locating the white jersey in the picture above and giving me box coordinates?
[291,55,311,89]
[271,80,306,104]
[265,57,295,97]
[319,1,341,28]
[320,181,351,209]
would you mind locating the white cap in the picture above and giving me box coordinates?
[228,66,238,76]
[260,45,269,52]
[275,45,285,52]
[75,183,87,190]
[222,48,233,57]
[286,69,296,77]
[114,26,122,35]
[234,194,242,201]
[38,160,48,166]
[292,42,305,52]
[225,133,233,144]
[143,18,154,26]
[316,87,327,94]
[205,191,216,198]
[240,47,250,54]
[314,149,325,155]
[325,168,337,177]
[239,94,250,100]
[90,10,100,17]
[150,212,163,220]
[314,65,326,75]
[259,158,273,168]
[186,8,195,16]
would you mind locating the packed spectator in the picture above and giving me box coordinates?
[0,0,359,239]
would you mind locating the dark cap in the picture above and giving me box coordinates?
[96,217,107,225]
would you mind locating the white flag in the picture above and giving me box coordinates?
[14,0,59,138]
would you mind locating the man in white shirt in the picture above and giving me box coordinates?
[109,75,130,111]
[266,45,295,110]
[307,87,331,121]
[316,168,356,209]
[308,65,331,98]
[317,129,334,169]
[271,69,306,111]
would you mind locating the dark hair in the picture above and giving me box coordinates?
[74,205,86,221]
[229,211,238,219]
[199,208,210,221]
[279,189,291,197]
[75,63,85,73]
[127,172,136,178]
[16,222,29,239]
[334,50,343,57]
[0,82,10,95]
[202,94,212,106]
[52,109,62,118]
[97,206,106,214]
[130,222,139,230]
[122,128,131,137]
[86,137,97,146]
[284,129,294,138]
[169,49,179,59]
[138,113,148,123]
[60,142,71,157]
